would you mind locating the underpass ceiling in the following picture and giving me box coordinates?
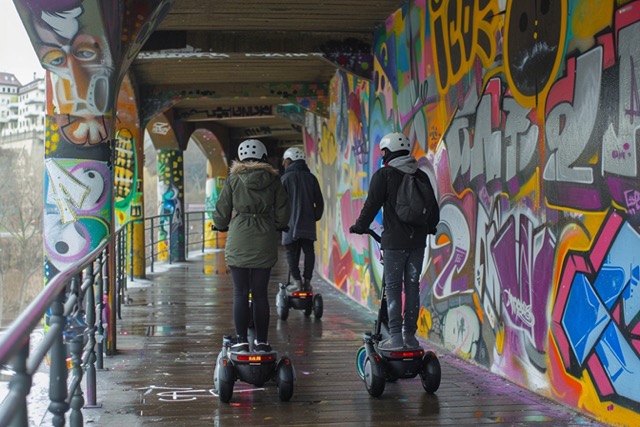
[133,0,404,152]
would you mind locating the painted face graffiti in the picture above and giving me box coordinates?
[31,1,114,145]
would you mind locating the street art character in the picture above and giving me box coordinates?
[24,0,114,145]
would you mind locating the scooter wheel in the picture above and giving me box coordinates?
[364,356,385,397]
[216,357,235,403]
[277,303,289,320]
[276,357,295,402]
[355,345,366,380]
[304,298,313,317]
[313,294,323,319]
[276,290,290,320]
[420,350,441,394]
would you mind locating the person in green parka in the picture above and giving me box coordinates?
[212,139,290,353]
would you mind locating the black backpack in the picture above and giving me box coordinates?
[395,170,439,232]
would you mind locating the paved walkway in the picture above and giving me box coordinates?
[86,249,610,426]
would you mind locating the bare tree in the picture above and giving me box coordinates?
[0,143,44,325]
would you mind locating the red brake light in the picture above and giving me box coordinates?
[291,292,311,298]
[236,354,275,362]
[389,350,424,358]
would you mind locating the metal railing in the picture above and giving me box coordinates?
[184,210,220,256]
[0,211,222,426]
[144,211,218,272]
[0,237,112,426]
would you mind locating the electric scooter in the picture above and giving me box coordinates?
[353,229,441,397]
[276,239,323,320]
[213,336,295,403]
[276,274,323,320]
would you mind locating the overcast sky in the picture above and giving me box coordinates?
[1,0,45,85]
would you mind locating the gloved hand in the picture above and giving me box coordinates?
[349,224,366,234]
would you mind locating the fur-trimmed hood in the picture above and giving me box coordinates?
[230,160,280,191]
[230,160,279,175]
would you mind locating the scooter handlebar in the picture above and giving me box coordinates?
[365,229,381,243]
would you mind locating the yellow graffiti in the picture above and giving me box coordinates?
[417,307,433,340]
[571,0,613,51]
[45,117,60,155]
[319,124,337,165]
[342,163,367,198]
[495,322,505,354]
[429,0,501,95]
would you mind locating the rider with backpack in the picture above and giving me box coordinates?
[349,132,439,351]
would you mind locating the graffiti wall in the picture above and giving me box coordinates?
[307,0,640,424]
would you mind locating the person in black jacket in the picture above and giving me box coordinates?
[350,132,439,350]
[281,147,324,292]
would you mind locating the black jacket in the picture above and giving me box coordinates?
[281,160,324,245]
[354,164,436,250]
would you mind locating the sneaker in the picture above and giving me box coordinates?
[286,279,302,293]
[231,336,249,353]
[403,335,420,349]
[378,335,404,351]
[253,340,272,352]
[303,278,313,292]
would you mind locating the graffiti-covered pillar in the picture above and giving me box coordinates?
[14,0,174,355]
[157,150,186,262]
[115,74,145,278]
[187,128,228,249]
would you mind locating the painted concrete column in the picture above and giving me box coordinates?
[15,0,175,356]
[114,74,145,278]
[157,149,186,262]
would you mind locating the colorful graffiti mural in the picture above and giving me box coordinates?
[157,149,184,262]
[115,75,143,228]
[307,0,640,424]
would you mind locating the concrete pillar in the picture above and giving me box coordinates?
[157,149,186,262]
[114,74,145,278]
[14,0,174,355]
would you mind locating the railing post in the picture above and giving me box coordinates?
[185,212,189,260]
[150,216,155,273]
[7,339,30,426]
[96,248,106,369]
[66,274,86,426]
[168,215,173,265]
[129,222,134,281]
[202,211,206,254]
[48,291,69,427]
[84,263,100,408]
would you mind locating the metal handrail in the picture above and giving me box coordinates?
[0,241,108,426]
[0,210,221,425]
[144,213,172,272]
[184,210,217,258]
[143,211,218,271]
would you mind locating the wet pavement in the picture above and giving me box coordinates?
[86,248,611,426]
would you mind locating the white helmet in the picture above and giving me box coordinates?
[238,139,267,161]
[283,146,305,161]
[379,132,412,153]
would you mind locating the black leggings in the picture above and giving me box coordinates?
[230,267,271,343]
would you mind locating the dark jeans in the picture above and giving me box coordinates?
[383,248,425,337]
[230,267,271,343]
[284,239,315,281]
